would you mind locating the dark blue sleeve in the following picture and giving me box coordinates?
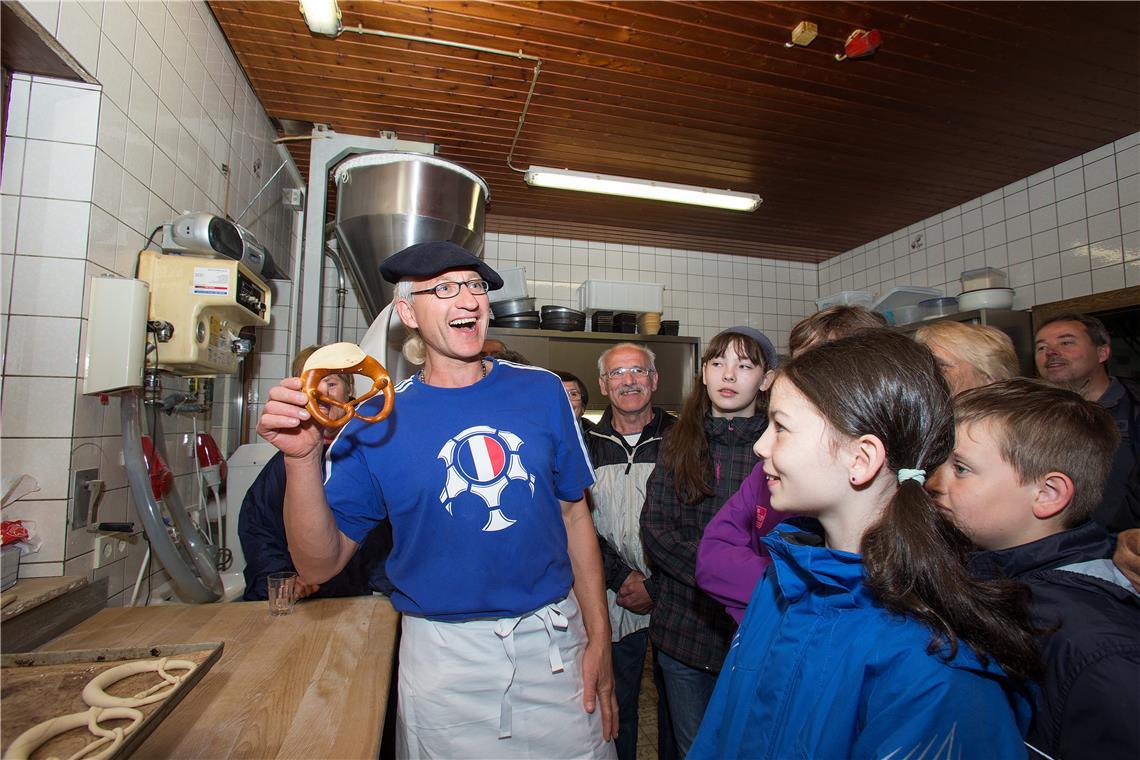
[238,452,292,601]
[238,451,387,600]
[352,519,395,595]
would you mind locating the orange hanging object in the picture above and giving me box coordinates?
[837,29,882,61]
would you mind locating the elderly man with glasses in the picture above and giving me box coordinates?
[257,241,616,759]
[586,343,677,760]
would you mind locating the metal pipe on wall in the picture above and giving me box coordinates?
[121,388,223,603]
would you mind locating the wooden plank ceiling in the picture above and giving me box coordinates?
[208,1,1140,263]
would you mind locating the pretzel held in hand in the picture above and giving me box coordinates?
[300,343,394,429]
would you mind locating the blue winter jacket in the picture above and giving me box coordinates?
[689,522,1034,759]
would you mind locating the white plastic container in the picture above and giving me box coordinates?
[872,286,942,315]
[488,267,528,303]
[959,267,1008,292]
[578,280,664,314]
[815,290,873,311]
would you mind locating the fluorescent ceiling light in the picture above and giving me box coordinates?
[299,0,342,36]
[524,166,762,212]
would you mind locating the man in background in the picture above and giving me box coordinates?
[586,343,675,760]
[1035,313,1139,531]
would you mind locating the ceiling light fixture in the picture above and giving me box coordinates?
[523,167,762,212]
[299,0,342,37]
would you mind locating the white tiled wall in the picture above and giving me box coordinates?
[819,132,1140,308]
[1,1,297,605]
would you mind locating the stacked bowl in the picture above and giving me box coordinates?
[638,312,662,335]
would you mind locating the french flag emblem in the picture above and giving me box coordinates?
[458,435,507,483]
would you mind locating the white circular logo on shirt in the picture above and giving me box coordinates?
[437,425,535,532]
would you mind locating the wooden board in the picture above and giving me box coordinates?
[0,577,88,622]
[37,598,399,759]
[1,643,223,760]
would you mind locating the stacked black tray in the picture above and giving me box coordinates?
[658,320,680,336]
[612,312,638,334]
[540,305,587,331]
[491,297,539,329]
[591,311,614,332]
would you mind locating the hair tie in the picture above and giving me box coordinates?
[897,468,926,485]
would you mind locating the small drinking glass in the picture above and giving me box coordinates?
[267,572,298,616]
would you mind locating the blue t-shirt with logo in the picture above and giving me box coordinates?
[323,359,594,620]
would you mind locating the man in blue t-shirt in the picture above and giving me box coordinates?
[257,241,617,758]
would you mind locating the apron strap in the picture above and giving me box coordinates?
[493,600,571,739]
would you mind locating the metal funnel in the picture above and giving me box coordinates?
[333,153,490,321]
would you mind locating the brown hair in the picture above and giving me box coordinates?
[788,305,887,357]
[1037,312,1110,347]
[553,370,589,408]
[954,379,1119,526]
[783,330,1041,681]
[914,321,1020,387]
[663,331,769,505]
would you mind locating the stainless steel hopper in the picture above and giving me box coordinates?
[332,152,490,321]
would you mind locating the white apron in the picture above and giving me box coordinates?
[395,591,616,759]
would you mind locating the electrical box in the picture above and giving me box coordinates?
[790,21,818,46]
[83,276,149,394]
[282,187,304,210]
[137,250,271,376]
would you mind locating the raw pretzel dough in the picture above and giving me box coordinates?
[81,658,197,708]
[3,706,143,760]
[2,658,197,760]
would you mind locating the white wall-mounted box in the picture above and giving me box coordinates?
[577,280,664,314]
[83,276,148,395]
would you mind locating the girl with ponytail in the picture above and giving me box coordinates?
[689,330,1040,759]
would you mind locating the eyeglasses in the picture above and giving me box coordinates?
[604,366,655,380]
[564,389,583,399]
[409,279,490,299]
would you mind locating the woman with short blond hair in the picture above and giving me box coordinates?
[914,320,1020,394]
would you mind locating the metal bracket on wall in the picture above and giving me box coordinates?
[70,468,100,530]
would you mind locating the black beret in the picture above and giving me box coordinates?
[379,241,504,290]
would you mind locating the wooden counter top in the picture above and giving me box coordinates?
[1,576,88,621]
[38,596,400,759]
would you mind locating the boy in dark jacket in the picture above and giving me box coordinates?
[934,379,1140,758]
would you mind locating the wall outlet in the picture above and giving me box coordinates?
[93,534,131,569]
